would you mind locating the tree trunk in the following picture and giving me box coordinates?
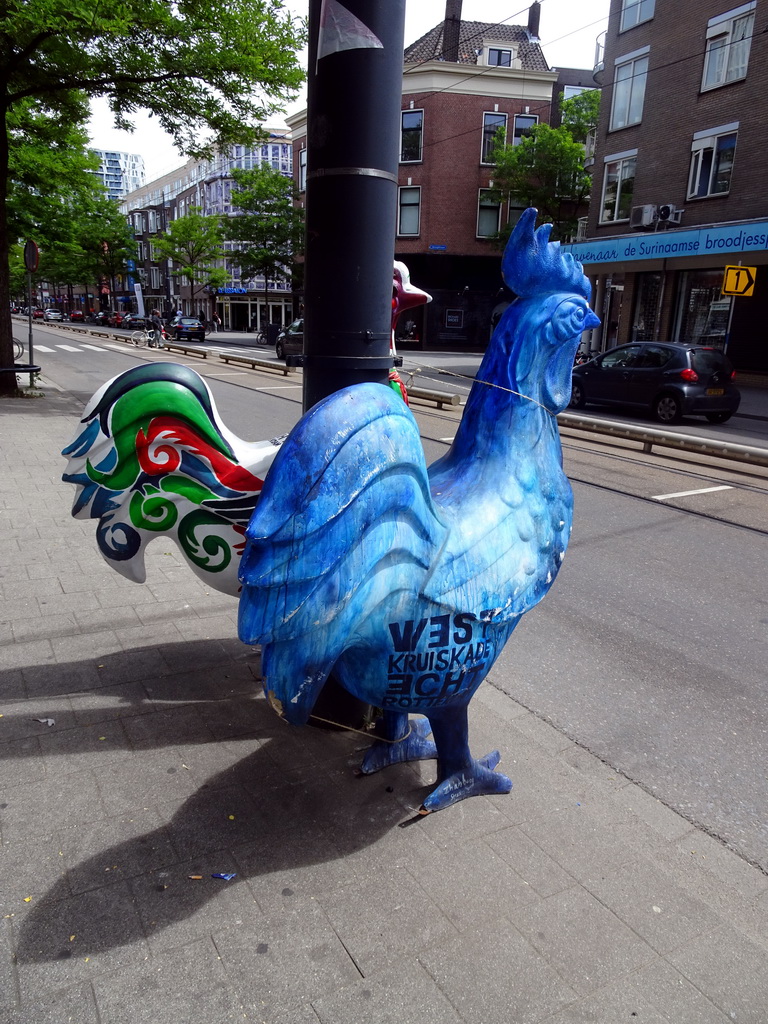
[0,105,18,394]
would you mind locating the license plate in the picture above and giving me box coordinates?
[706,388,724,396]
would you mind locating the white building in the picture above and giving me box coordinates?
[91,150,146,200]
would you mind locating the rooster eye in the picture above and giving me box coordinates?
[551,300,586,343]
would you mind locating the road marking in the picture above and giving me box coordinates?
[33,345,55,352]
[56,344,82,352]
[652,485,733,501]
[80,344,108,352]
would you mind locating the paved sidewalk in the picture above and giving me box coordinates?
[1,385,767,1024]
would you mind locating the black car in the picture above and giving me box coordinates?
[570,342,740,424]
[174,317,206,342]
[275,318,303,360]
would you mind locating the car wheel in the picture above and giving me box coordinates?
[705,411,732,424]
[276,340,285,359]
[653,392,682,424]
[569,381,586,409]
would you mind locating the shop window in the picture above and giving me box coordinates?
[702,4,755,90]
[610,50,649,129]
[600,151,636,222]
[631,272,661,341]
[688,126,737,198]
[398,186,420,236]
[477,189,501,238]
[481,112,507,163]
[620,0,655,31]
[674,269,732,346]
[401,109,424,163]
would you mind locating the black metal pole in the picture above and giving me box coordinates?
[302,0,406,412]
[300,0,406,728]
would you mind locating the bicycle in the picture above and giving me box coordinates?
[130,329,150,348]
[255,329,269,347]
[13,337,24,361]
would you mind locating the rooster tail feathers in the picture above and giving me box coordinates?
[62,364,281,595]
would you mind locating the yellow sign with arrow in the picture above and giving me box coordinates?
[722,265,756,297]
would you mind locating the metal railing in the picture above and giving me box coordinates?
[559,412,768,469]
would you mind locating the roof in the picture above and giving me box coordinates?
[404,20,549,73]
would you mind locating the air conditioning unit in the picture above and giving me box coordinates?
[630,204,657,229]
[656,203,683,225]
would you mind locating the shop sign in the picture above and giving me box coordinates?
[445,309,464,328]
[721,265,756,297]
[562,219,768,266]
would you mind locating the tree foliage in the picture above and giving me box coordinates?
[224,165,305,309]
[489,124,593,244]
[559,89,601,144]
[153,208,228,310]
[0,0,306,391]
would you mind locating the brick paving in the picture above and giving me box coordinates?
[1,385,767,1024]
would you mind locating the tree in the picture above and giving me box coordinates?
[0,0,305,393]
[559,89,601,145]
[489,124,593,244]
[224,165,305,326]
[153,208,229,315]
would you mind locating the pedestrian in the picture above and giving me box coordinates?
[211,311,221,332]
[149,309,164,348]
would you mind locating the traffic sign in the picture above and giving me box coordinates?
[722,265,756,297]
[23,239,39,273]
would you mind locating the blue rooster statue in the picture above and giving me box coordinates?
[238,209,600,813]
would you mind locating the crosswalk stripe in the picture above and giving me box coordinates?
[56,344,81,352]
[80,344,108,352]
[33,345,55,352]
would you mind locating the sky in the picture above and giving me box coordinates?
[87,0,610,183]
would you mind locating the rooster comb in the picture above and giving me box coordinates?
[502,208,591,301]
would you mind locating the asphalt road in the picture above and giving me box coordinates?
[30,323,768,873]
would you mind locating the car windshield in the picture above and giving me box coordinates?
[180,318,201,325]
[691,349,732,375]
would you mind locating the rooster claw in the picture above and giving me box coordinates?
[421,750,512,813]
[359,716,437,775]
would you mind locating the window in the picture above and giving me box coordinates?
[481,112,507,163]
[298,148,307,192]
[688,125,737,198]
[401,109,423,163]
[702,3,755,90]
[620,0,655,31]
[477,189,501,238]
[513,114,538,145]
[610,50,649,129]
[398,186,420,235]
[488,47,512,66]
[600,151,637,222]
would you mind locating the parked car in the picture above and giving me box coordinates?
[174,317,206,342]
[122,314,147,330]
[275,318,304,360]
[68,310,85,322]
[106,311,127,327]
[32,308,45,319]
[570,342,740,424]
[43,308,63,321]
[87,311,112,326]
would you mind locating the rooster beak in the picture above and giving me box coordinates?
[266,690,285,718]
[584,310,600,331]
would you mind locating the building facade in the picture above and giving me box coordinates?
[91,150,146,201]
[118,134,294,329]
[563,0,768,373]
[288,4,567,349]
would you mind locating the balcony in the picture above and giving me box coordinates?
[593,32,606,84]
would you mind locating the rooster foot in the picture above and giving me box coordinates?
[359,715,437,775]
[421,750,512,813]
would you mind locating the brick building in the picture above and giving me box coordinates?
[288,3,565,349]
[563,0,768,373]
